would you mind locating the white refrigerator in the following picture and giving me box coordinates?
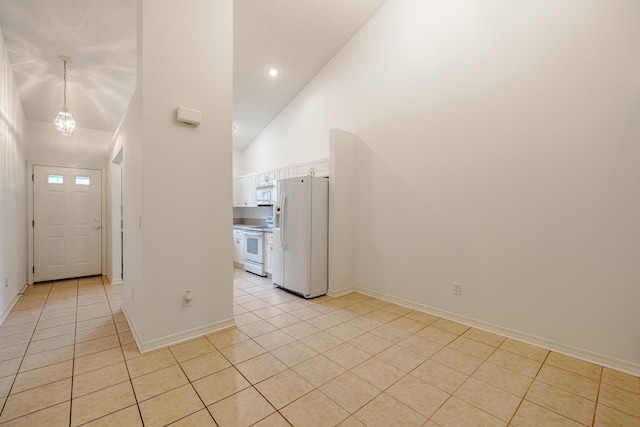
[272,176,328,298]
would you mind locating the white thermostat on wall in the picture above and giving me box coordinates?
[177,105,201,125]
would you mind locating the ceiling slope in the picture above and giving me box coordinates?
[0,0,386,150]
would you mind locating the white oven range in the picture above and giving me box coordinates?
[243,230,266,276]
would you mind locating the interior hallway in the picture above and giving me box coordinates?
[0,269,638,426]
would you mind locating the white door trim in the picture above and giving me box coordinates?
[109,148,124,285]
[28,162,107,284]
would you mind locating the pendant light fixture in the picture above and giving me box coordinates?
[53,55,76,136]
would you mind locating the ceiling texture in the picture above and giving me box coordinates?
[0,0,137,134]
[0,0,386,151]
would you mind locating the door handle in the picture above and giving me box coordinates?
[95,225,102,230]
[281,194,287,249]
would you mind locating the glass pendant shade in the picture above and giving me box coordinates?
[54,108,76,136]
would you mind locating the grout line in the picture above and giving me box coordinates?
[2,279,78,425]
[107,278,145,426]
[505,348,550,426]
[239,280,440,423]
[236,274,520,425]
[0,281,54,418]
[68,276,138,426]
[68,277,80,427]
[591,367,604,427]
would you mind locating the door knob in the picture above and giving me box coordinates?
[95,225,102,230]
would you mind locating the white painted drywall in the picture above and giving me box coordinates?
[242,0,640,370]
[241,86,340,172]
[118,86,144,333]
[328,129,358,294]
[232,149,243,176]
[25,120,113,169]
[119,0,233,348]
[0,23,27,321]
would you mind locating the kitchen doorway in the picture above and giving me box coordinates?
[110,147,124,284]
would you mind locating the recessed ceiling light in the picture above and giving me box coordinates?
[268,68,279,77]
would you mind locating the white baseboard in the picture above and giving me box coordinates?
[355,287,640,377]
[104,275,123,285]
[0,282,29,325]
[139,318,237,353]
[121,305,142,351]
[328,286,356,297]
[122,306,236,354]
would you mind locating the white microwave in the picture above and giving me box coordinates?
[256,188,274,205]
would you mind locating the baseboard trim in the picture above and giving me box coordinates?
[121,305,143,352]
[355,287,640,377]
[139,318,236,354]
[121,306,236,354]
[0,282,29,325]
[104,275,123,285]
[328,287,356,297]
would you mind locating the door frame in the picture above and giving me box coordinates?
[27,162,107,284]
[109,148,124,285]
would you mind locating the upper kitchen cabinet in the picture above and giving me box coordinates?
[312,158,329,177]
[296,161,312,177]
[277,165,296,180]
[257,169,277,187]
[235,173,257,207]
[296,158,329,177]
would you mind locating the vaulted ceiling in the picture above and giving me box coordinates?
[0,0,386,151]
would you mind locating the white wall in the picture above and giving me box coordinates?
[26,120,113,169]
[328,129,358,294]
[232,149,243,176]
[0,23,27,321]
[118,87,144,334]
[241,93,337,173]
[242,0,640,373]
[120,0,233,350]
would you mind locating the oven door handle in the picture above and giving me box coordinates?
[244,232,263,237]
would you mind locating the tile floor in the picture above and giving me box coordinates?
[0,269,638,426]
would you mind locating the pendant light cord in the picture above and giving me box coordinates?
[53,55,76,135]
[63,59,68,110]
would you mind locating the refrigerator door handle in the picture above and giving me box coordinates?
[281,193,287,249]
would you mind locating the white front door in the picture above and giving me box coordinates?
[33,166,102,282]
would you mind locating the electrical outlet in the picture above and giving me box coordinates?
[453,282,462,296]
